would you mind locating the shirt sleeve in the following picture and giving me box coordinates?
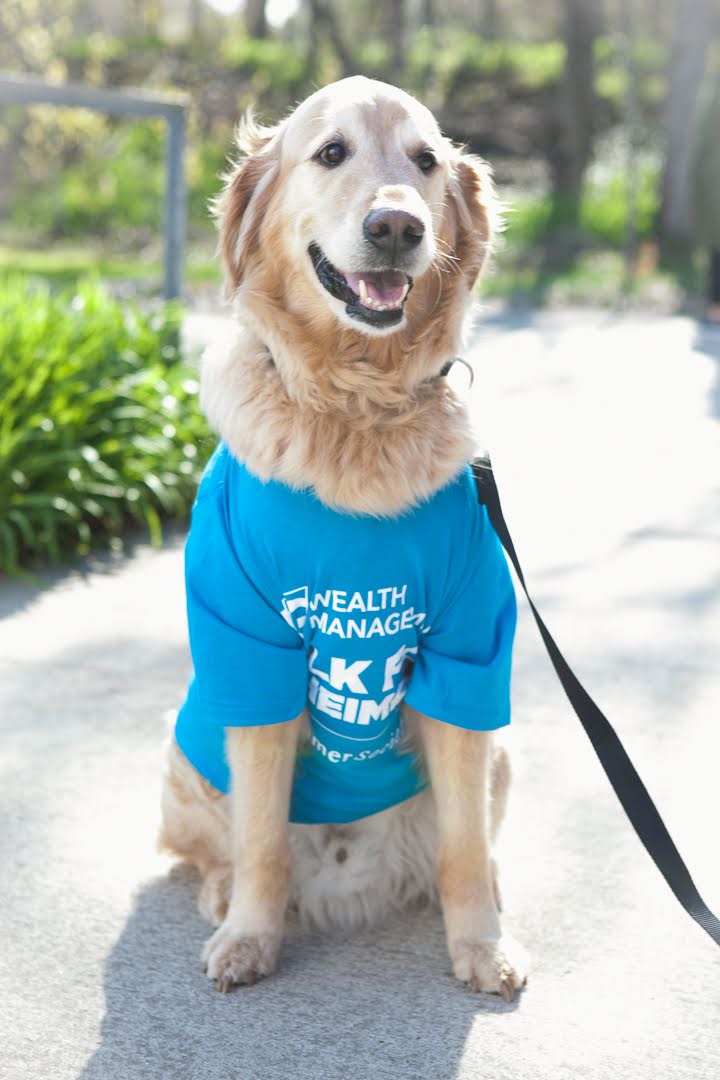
[183,464,308,727]
[404,493,516,731]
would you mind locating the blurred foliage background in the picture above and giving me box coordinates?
[0,278,211,572]
[1,0,720,570]
[1,0,719,307]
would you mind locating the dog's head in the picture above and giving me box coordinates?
[216,76,496,369]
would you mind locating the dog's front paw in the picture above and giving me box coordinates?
[202,923,281,992]
[450,935,528,1002]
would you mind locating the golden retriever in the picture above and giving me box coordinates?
[159,76,528,1001]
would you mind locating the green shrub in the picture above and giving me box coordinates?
[406,29,564,100]
[501,156,660,253]
[218,35,307,92]
[0,277,213,574]
[499,194,556,250]
[8,114,227,246]
[580,164,660,246]
[10,116,165,239]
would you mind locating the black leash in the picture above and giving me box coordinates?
[472,453,720,948]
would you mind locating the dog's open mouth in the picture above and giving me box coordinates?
[308,242,413,328]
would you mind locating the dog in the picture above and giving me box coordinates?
[159,76,528,1001]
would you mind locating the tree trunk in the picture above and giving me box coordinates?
[388,0,405,73]
[659,0,712,248]
[307,0,355,76]
[481,0,500,39]
[421,0,434,27]
[245,0,268,39]
[94,0,131,36]
[547,0,599,222]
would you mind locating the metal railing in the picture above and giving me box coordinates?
[0,71,189,300]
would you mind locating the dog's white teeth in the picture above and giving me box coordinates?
[356,278,409,312]
[356,287,404,313]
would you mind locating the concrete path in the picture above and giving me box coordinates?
[1,310,719,1080]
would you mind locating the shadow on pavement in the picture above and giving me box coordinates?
[693,320,720,420]
[77,866,521,1080]
[0,525,186,622]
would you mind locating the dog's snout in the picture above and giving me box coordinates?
[363,208,425,256]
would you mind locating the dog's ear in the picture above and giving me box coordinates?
[213,111,282,296]
[447,151,501,290]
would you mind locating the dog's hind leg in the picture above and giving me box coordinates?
[158,734,232,924]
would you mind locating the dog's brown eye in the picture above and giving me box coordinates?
[415,150,437,174]
[317,142,347,167]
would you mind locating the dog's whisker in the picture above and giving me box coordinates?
[432,251,458,274]
[434,235,459,256]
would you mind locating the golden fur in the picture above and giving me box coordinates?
[203,77,495,515]
[159,77,528,999]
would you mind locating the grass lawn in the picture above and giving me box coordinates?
[486,248,685,310]
[0,241,222,290]
[0,234,696,314]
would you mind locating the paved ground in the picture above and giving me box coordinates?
[1,309,719,1080]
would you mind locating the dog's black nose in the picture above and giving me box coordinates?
[363,208,425,257]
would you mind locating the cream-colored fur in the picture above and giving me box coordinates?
[200,324,476,518]
[159,76,527,999]
[159,723,509,931]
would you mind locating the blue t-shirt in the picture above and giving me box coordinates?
[175,444,516,825]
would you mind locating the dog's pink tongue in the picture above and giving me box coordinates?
[344,270,408,306]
